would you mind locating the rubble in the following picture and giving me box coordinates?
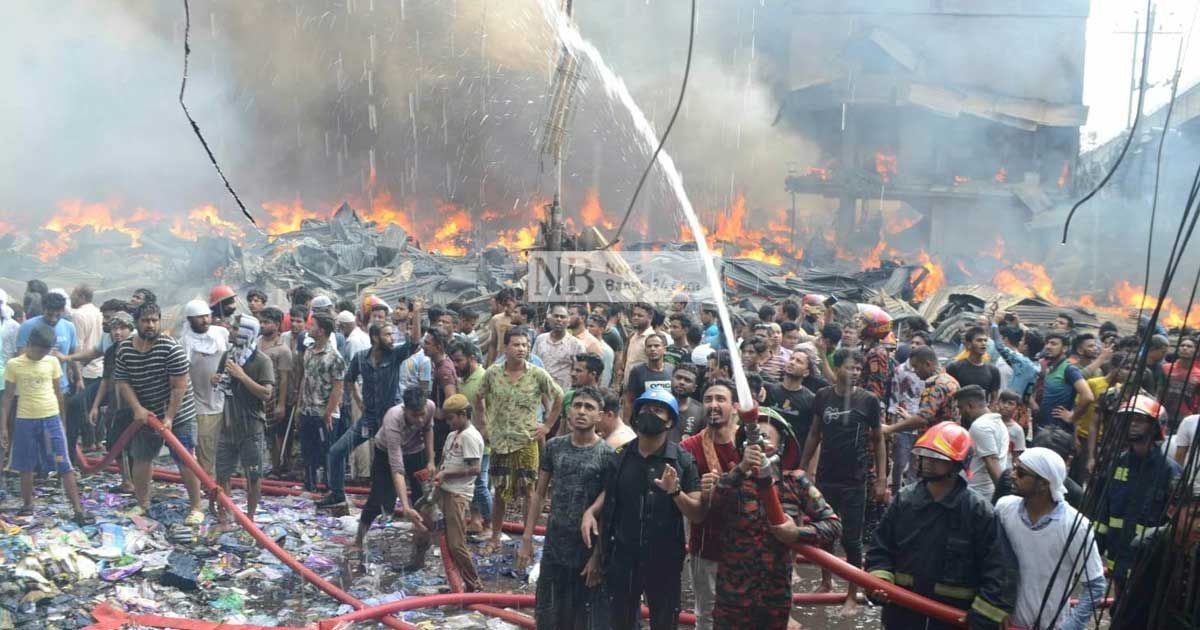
[0,463,531,629]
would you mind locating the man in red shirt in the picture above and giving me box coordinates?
[679,378,742,630]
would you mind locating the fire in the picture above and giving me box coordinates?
[261,199,325,234]
[992,262,1058,302]
[171,205,247,241]
[734,247,784,265]
[490,226,537,252]
[0,220,12,236]
[911,250,945,303]
[953,175,970,186]
[994,167,1008,184]
[579,189,614,230]
[37,239,69,262]
[807,167,830,181]
[883,212,919,236]
[1106,280,1200,328]
[985,237,1005,259]
[1058,160,1070,188]
[875,152,897,183]
[43,199,161,248]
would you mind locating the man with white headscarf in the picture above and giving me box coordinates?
[180,299,229,477]
[212,315,274,527]
[995,447,1105,630]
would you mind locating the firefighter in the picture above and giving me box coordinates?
[1094,394,1181,603]
[706,407,843,629]
[866,421,1018,629]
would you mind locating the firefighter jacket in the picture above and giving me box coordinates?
[1094,445,1181,582]
[866,476,1018,630]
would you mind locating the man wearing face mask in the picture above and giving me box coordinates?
[1094,395,1181,601]
[866,422,1018,629]
[212,316,275,527]
[180,299,229,478]
[581,388,703,630]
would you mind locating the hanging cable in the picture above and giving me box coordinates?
[1137,1,1198,322]
[179,0,257,227]
[1061,0,1153,245]
[605,0,697,248]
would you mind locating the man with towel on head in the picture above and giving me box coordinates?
[995,447,1105,630]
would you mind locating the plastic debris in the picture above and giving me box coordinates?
[160,551,201,591]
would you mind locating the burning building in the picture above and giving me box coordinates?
[772,0,1089,263]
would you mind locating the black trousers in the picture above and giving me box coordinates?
[821,482,867,567]
[607,549,683,630]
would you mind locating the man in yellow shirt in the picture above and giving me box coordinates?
[1074,354,1128,477]
[0,324,93,524]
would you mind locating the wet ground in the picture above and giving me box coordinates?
[1,461,883,629]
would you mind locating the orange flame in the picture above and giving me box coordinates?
[579,189,614,230]
[875,152,897,183]
[994,167,1008,184]
[1058,160,1070,189]
[985,237,1005,259]
[807,167,830,181]
[953,175,970,186]
[911,250,945,303]
[261,199,326,234]
[992,262,1058,302]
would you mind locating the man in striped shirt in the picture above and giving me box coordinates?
[115,302,205,524]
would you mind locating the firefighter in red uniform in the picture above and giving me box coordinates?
[866,422,1018,629]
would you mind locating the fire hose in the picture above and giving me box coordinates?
[120,414,421,630]
[78,417,1055,629]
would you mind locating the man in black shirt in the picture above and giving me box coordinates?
[582,389,702,630]
[623,333,673,422]
[946,326,1001,402]
[800,348,886,618]
[765,351,816,447]
[668,363,705,442]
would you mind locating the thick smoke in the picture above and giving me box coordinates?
[0,0,817,242]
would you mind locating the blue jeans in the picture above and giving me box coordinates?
[472,452,492,520]
[326,417,371,497]
[298,415,327,491]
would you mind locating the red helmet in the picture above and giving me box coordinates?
[859,305,893,340]
[209,285,236,307]
[1117,393,1162,420]
[913,422,972,463]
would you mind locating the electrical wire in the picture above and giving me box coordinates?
[606,0,697,248]
[1060,0,1154,245]
[179,0,257,227]
[1137,0,1198,323]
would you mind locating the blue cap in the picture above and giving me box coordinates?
[632,388,679,423]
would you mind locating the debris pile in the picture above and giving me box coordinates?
[0,468,530,628]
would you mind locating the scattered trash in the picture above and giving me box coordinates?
[0,463,533,628]
[160,551,201,591]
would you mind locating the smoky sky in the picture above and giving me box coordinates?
[0,0,818,240]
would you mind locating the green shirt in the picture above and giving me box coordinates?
[478,362,563,454]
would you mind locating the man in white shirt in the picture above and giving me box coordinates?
[337,311,371,360]
[1169,413,1200,496]
[955,385,1009,502]
[180,299,230,477]
[996,447,1105,630]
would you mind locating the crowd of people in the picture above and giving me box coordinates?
[0,279,1196,629]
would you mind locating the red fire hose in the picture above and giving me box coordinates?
[74,418,144,474]
[135,415,420,630]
